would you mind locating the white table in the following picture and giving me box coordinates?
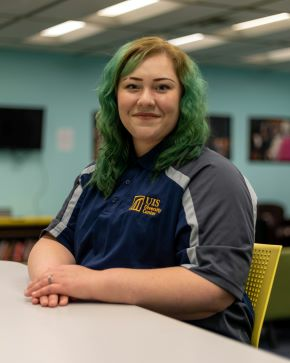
[0,260,288,363]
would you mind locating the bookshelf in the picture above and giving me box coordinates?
[0,216,52,263]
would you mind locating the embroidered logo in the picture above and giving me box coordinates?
[129,195,162,216]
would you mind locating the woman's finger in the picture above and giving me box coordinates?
[31,283,57,298]
[48,294,59,307]
[25,273,56,297]
[39,295,49,307]
[59,295,69,306]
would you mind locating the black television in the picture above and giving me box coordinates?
[0,107,44,150]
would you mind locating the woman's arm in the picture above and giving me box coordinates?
[28,234,76,279]
[27,234,76,307]
[25,264,234,319]
[96,266,235,320]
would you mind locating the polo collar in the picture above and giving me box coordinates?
[130,140,168,171]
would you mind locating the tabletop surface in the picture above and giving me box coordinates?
[0,260,289,363]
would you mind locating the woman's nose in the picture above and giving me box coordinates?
[137,89,155,107]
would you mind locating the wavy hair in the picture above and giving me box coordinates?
[91,36,209,196]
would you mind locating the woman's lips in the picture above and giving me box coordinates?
[132,112,160,117]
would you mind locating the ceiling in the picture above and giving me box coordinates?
[1,0,290,73]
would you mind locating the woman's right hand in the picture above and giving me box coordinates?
[27,235,76,307]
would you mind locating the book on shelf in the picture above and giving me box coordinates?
[0,239,36,263]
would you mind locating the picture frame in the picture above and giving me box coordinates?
[250,117,290,162]
[207,115,231,159]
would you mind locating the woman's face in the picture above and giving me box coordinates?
[117,53,182,157]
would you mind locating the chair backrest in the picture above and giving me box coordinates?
[265,247,290,321]
[245,243,282,347]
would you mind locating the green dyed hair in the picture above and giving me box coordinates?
[91,36,209,197]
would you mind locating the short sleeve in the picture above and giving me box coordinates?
[175,153,257,300]
[41,163,95,255]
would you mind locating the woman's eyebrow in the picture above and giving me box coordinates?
[154,77,177,83]
[121,76,142,81]
[122,76,176,83]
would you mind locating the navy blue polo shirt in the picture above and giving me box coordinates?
[43,144,257,343]
[46,144,189,270]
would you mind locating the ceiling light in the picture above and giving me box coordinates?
[168,33,225,52]
[169,33,205,46]
[86,1,181,26]
[245,47,290,64]
[97,0,159,17]
[232,13,290,31]
[40,21,85,37]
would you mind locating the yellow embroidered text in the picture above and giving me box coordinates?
[129,195,162,216]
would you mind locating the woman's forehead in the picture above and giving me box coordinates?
[122,53,178,78]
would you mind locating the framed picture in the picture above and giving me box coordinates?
[207,115,231,158]
[250,117,290,161]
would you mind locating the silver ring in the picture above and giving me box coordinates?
[48,274,53,285]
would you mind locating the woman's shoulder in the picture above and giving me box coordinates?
[173,148,256,214]
[176,147,239,179]
[75,162,96,187]
[166,147,244,193]
[80,162,96,176]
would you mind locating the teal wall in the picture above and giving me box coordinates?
[202,65,290,217]
[0,49,290,217]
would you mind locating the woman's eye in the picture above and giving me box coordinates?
[156,84,170,92]
[125,84,139,90]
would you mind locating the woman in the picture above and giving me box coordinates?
[25,36,257,343]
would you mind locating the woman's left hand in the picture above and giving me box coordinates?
[24,265,98,303]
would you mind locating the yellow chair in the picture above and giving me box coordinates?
[245,243,282,347]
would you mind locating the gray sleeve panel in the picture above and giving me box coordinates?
[180,188,199,267]
[176,149,257,299]
[41,164,95,252]
[243,176,257,224]
[165,166,190,189]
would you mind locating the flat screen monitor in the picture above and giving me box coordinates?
[0,107,44,150]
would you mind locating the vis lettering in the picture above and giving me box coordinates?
[145,197,160,207]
